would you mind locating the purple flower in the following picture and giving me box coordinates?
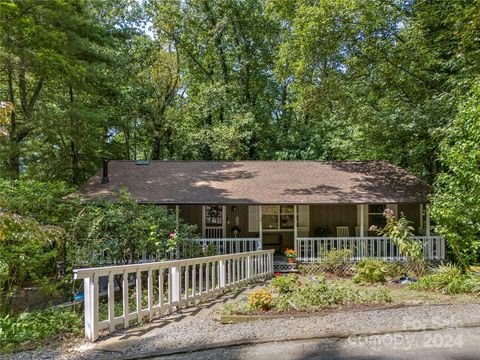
[169,231,177,239]
[383,208,394,219]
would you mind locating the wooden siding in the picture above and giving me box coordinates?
[398,203,421,233]
[178,205,203,234]
[309,204,358,237]
[167,203,424,238]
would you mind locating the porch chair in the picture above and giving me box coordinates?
[297,227,309,237]
[336,226,349,237]
[336,226,350,250]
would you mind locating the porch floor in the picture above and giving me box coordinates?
[273,255,298,273]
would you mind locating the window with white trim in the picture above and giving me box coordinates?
[262,205,294,230]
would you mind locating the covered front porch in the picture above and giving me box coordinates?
[173,203,445,263]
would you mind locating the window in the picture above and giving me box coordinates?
[262,206,278,229]
[205,205,223,226]
[368,204,386,228]
[262,205,294,230]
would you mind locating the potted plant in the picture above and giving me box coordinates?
[284,248,297,263]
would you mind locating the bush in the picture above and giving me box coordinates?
[318,248,353,276]
[353,259,389,284]
[69,190,198,266]
[0,211,63,314]
[248,289,273,311]
[409,264,480,295]
[0,307,82,353]
[271,274,302,294]
[274,281,391,311]
[0,180,76,226]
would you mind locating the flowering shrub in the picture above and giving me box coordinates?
[284,248,297,259]
[271,274,301,294]
[248,289,273,310]
[371,209,425,275]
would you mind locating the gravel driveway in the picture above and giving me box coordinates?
[4,289,480,360]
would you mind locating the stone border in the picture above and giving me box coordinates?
[217,303,405,324]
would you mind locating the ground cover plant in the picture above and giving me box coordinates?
[0,307,83,353]
[316,249,353,276]
[221,274,392,315]
[352,259,390,284]
[409,264,480,295]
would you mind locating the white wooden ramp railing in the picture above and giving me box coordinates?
[73,250,274,341]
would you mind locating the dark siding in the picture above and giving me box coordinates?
[309,204,358,237]
[178,205,203,234]
[398,203,421,234]
[169,203,424,238]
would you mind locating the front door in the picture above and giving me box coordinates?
[203,205,226,238]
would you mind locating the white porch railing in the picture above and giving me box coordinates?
[73,250,274,341]
[195,238,262,254]
[204,226,223,238]
[296,236,445,262]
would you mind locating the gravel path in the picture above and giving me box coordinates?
[4,292,480,360]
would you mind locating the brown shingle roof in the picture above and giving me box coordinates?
[73,160,431,204]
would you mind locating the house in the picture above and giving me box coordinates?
[76,160,444,263]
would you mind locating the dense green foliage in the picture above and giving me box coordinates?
[1,0,480,263]
[70,191,198,266]
[352,259,390,284]
[0,307,82,353]
[0,180,76,225]
[0,211,63,313]
[317,248,353,276]
[410,264,480,295]
[0,0,479,179]
[432,81,480,266]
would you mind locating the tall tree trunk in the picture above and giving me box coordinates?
[6,60,19,179]
[69,85,81,185]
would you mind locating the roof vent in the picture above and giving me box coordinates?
[135,160,150,166]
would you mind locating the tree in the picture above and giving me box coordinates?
[432,80,480,267]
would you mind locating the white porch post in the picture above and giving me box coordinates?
[258,205,262,245]
[426,204,431,237]
[360,204,365,237]
[294,205,298,253]
[201,205,206,238]
[420,203,424,233]
[171,266,180,304]
[222,205,226,238]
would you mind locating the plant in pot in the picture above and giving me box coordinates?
[284,248,297,263]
